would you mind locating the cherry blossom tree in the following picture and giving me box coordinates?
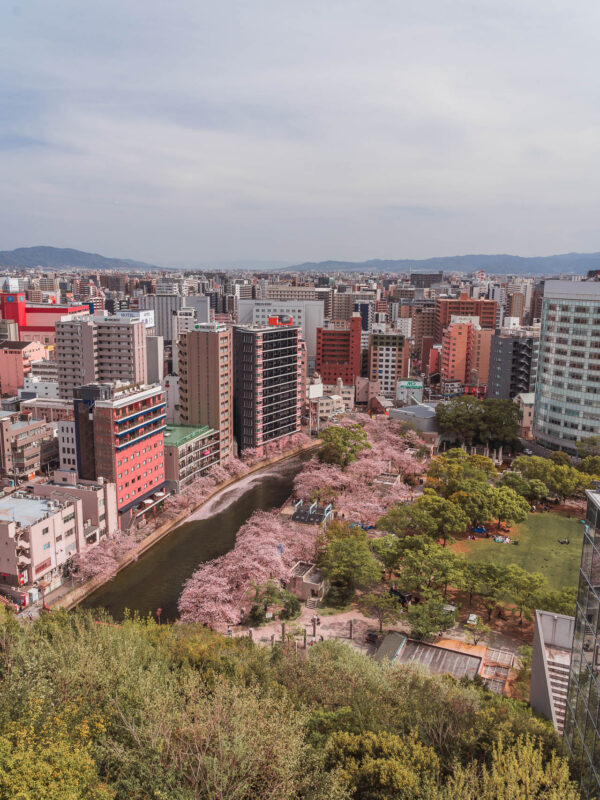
[207,464,230,484]
[178,510,319,628]
[226,457,249,477]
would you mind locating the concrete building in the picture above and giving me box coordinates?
[487,327,540,399]
[58,419,77,471]
[0,340,47,396]
[18,303,89,346]
[74,383,167,525]
[265,284,317,301]
[19,397,74,423]
[0,493,83,597]
[530,609,574,734]
[21,374,60,399]
[533,280,600,453]
[434,294,498,342]
[33,470,119,542]
[139,293,186,340]
[233,320,303,454]
[178,323,233,465]
[163,424,220,491]
[146,335,164,384]
[237,298,324,368]
[316,316,362,385]
[56,315,148,399]
[514,392,535,439]
[368,331,410,397]
[0,409,58,482]
[563,491,600,797]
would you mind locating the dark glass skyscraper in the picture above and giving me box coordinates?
[564,490,600,798]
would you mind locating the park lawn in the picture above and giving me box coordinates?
[453,512,584,589]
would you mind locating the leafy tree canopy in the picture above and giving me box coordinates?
[319,424,371,468]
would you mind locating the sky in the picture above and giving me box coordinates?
[1,0,600,267]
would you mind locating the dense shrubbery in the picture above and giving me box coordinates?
[0,608,580,799]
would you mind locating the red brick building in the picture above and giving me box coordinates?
[434,294,497,342]
[315,316,362,384]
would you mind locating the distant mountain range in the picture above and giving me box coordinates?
[1,246,600,275]
[0,246,159,271]
[284,252,600,275]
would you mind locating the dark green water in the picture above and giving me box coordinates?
[81,454,309,621]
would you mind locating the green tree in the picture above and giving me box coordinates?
[534,586,577,616]
[500,472,529,497]
[488,486,529,530]
[319,523,381,599]
[511,455,551,483]
[465,617,491,646]
[319,423,371,467]
[526,479,549,503]
[576,434,600,458]
[545,464,591,503]
[477,562,510,621]
[408,594,456,640]
[377,504,438,540]
[325,730,440,800]
[426,449,494,498]
[359,591,404,632]
[0,712,114,800]
[456,560,482,607]
[451,481,495,525]
[479,398,521,448]
[550,450,572,467]
[506,565,546,622]
[435,397,484,445]
[402,543,462,596]
[439,736,580,800]
[371,534,404,578]
[579,454,600,475]
[416,489,469,545]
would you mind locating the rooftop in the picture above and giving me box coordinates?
[164,424,217,447]
[0,494,65,527]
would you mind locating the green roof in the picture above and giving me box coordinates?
[164,424,217,448]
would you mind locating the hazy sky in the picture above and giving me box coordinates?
[2,1,600,266]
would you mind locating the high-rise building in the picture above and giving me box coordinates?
[533,280,600,453]
[56,316,148,399]
[73,383,166,525]
[316,316,363,384]
[237,299,324,369]
[368,331,410,397]
[563,490,600,798]
[434,294,498,342]
[178,323,233,465]
[233,319,303,454]
[488,327,540,399]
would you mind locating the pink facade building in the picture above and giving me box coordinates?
[0,340,48,396]
[74,384,167,526]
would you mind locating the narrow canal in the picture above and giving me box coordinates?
[81,453,310,621]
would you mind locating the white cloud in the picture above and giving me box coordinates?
[1,0,600,264]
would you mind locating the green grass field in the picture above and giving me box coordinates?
[455,513,584,589]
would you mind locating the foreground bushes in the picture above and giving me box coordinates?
[0,608,579,799]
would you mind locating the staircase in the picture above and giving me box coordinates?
[547,658,570,733]
[306,597,319,609]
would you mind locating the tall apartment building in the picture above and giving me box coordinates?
[237,299,324,367]
[440,319,493,388]
[178,323,233,465]
[533,280,600,453]
[316,316,363,384]
[487,327,540,399]
[73,383,166,525]
[563,490,600,798]
[410,304,436,354]
[233,320,303,454]
[368,332,410,397]
[56,315,148,399]
[434,294,498,342]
